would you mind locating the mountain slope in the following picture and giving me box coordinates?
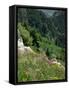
[18,8,65,48]
[17,8,66,82]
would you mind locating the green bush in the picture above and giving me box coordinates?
[18,23,33,46]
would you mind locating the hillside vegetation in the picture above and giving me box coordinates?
[17,8,65,82]
[18,52,65,82]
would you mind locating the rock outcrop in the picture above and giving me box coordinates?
[18,30,34,54]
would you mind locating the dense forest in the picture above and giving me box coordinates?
[17,8,65,82]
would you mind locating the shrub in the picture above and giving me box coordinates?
[18,23,33,46]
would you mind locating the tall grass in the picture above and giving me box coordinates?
[18,53,65,82]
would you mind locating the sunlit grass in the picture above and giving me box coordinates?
[18,53,65,82]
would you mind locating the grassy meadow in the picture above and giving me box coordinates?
[18,52,65,82]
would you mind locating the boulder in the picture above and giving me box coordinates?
[18,38,34,54]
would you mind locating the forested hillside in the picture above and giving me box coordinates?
[17,8,66,82]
